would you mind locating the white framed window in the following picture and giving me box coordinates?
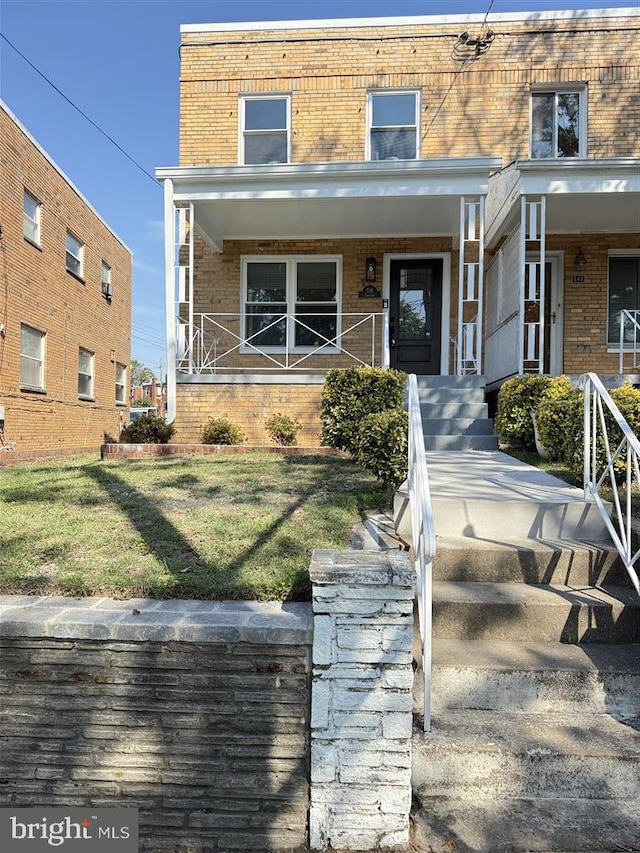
[20,324,45,390]
[608,254,640,346]
[531,88,586,159]
[23,191,41,246]
[101,261,112,300]
[115,362,126,404]
[367,90,420,161]
[78,347,94,399]
[242,256,341,351]
[240,95,290,165]
[66,230,84,278]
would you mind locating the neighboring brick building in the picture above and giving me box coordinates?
[0,102,131,455]
[156,7,640,444]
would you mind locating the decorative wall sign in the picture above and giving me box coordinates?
[359,284,381,298]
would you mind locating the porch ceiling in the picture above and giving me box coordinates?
[486,158,640,246]
[157,157,501,243]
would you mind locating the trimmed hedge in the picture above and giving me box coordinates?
[201,417,246,445]
[120,414,175,444]
[355,409,409,489]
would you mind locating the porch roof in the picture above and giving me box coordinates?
[486,158,640,247]
[156,157,501,248]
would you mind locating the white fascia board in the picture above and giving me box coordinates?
[180,8,639,34]
[516,159,640,195]
[156,157,502,201]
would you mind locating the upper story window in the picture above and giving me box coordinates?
[23,191,41,246]
[368,91,420,161]
[20,323,45,390]
[242,256,341,351]
[608,255,640,346]
[240,96,290,165]
[101,261,112,301]
[66,231,84,279]
[531,88,586,159]
[115,362,127,405]
[78,347,94,399]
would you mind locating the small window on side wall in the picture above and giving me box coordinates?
[115,362,126,404]
[102,261,112,301]
[531,89,586,159]
[240,96,290,165]
[23,191,41,246]
[66,231,84,279]
[368,91,419,161]
[20,324,45,390]
[78,347,94,399]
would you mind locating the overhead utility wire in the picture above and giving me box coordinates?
[0,31,160,188]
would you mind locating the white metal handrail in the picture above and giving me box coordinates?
[177,311,387,373]
[619,310,640,375]
[579,372,640,597]
[407,374,437,731]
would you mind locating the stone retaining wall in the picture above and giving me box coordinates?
[0,596,312,852]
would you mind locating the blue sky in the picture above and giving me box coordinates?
[0,0,629,375]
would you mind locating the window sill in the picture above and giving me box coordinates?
[67,269,85,284]
[20,385,47,395]
[78,395,95,402]
[116,401,127,407]
[24,237,42,251]
[240,346,340,355]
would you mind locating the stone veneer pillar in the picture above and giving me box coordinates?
[308,549,415,850]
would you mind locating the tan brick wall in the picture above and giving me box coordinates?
[175,382,325,445]
[0,106,132,452]
[179,14,639,166]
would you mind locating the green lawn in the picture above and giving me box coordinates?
[0,453,387,601]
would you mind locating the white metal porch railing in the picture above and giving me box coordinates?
[619,310,640,375]
[579,372,640,597]
[407,374,437,732]
[177,311,390,373]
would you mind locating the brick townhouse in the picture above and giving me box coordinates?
[0,102,132,456]
[156,6,640,445]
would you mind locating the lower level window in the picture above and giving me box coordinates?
[243,256,340,350]
[20,323,45,389]
[78,347,94,398]
[608,256,640,345]
[115,362,126,404]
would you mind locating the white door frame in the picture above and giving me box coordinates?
[526,250,564,375]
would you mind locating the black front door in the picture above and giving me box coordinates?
[389,259,442,374]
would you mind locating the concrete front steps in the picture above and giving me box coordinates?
[400,450,640,851]
[411,375,499,451]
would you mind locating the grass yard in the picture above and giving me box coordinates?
[0,452,388,601]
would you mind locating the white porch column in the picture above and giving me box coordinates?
[519,195,547,374]
[163,178,177,424]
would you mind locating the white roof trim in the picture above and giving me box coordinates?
[181,8,638,34]
[0,100,131,254]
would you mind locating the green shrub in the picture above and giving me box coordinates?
[495,375,554,450]
[265,412,303,446]
[120,414,175,444]
[200,417,246,445]
[320,366,406,454]
[534,376,581,461]
[355,409,408,489]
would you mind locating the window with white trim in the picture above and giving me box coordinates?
[531,88,586,159]
[66,231,84,278]
[20,324,45,390]
[240,96,290,165]
[102,261,112,300]
[78,347,94,399]
[368,91,419,161]
[608,255,640,346]
[23,191,41,246]
[243,257,340,350]
[115,362,126,404]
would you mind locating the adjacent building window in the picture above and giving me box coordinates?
[608,255,640,346]
[23,191,41,245]
[66,231,84,278]
[102,261,112,300]
[20,324,45,390]
[115,362,126,404]
[243,256,340,350]
[368,91,419,161]
[78,347,94,398]
[240,95,290,165]
[531,89,586,159]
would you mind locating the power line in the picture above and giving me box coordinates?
[0,31,160,188]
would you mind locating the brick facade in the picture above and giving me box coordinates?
[0,104,131,453]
